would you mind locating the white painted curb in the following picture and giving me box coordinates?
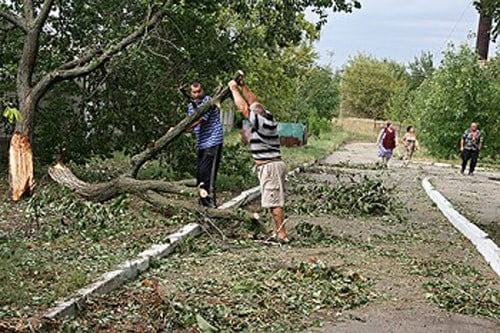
[422,177,500,276]
[43,223,201,319]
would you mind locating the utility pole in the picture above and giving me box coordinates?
[475,3,493,60]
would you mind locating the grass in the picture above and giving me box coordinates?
[0,179,200,322]
[281,126,371,168]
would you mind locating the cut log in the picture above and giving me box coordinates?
[9,132,34,201]
[48,162,194,202]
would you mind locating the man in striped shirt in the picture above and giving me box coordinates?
[228,76,289,242]
[186,80,224,207]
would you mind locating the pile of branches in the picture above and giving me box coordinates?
[288,174,399,217]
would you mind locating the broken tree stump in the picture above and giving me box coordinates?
[9,132,34,201]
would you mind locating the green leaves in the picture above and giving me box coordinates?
[2,106,22,124]
[406,44,500,160]
[340,53,406,119]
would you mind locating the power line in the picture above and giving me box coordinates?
[437,1,472,55]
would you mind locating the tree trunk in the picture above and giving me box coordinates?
[48,162,194,202]
[9,93,36,201]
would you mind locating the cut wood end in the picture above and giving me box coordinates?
[199,188,208,198]
[52,162,66,170]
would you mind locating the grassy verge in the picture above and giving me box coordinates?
[0,175,200,322]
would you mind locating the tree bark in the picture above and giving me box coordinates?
[9,133,34,200]
[9,6,42,200]
[48,162,194,202]
[476,13,492,60]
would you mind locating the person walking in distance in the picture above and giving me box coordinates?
[401,125,419,167]
[228,74,289,243]
[460,122,484,175]
[185,80,224,207]
[376,122,397,167]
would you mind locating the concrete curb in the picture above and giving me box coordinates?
[43,159,318,320]
[422,177,500,276]
[43,223,202,319]
[413,160,490,172]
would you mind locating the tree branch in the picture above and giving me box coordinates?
[34,0,54,29]
[23,0,34,21]
[48,162,194,202]
[128,72,241,178]
[57,49,103,70]
[0,10,28,32]
[32,8,165,104]
[138,191,259,224]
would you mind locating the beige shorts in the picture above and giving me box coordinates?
[257,160,287,208]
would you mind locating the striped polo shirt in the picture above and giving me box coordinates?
[249,110,281,161]
[187,95,224,150]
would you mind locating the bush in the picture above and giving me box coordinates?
[307,112,332,137]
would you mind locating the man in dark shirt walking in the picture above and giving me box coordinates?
[460,122,484,175]
[186,81,224,207]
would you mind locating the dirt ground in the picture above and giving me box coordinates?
[50,142,499,332]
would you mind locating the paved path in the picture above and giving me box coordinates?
[314,142,500,333]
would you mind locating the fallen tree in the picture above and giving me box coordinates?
[48,72,257,224]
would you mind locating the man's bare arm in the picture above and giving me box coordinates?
[460,138,465,151]
[241,83,258,106]
[229,80,249,118]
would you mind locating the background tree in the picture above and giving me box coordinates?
[407,45,499,159]
[388,52,434,121]
[339,53,405,119]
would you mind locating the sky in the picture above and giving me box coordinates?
[308,0,498,67]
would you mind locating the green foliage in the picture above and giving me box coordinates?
[0,0,360,167]
[340,54,406,119]
[2,106,22,124]
[66,246,371,331]
[423,280,499,319]
[217,143,258,192]
[288,172,400,217]
[308,113,333,137]
[0,178,200,319]
[407,45,499,159]
[243,44,340,135]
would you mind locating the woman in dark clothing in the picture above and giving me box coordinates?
[376,122,397,167]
